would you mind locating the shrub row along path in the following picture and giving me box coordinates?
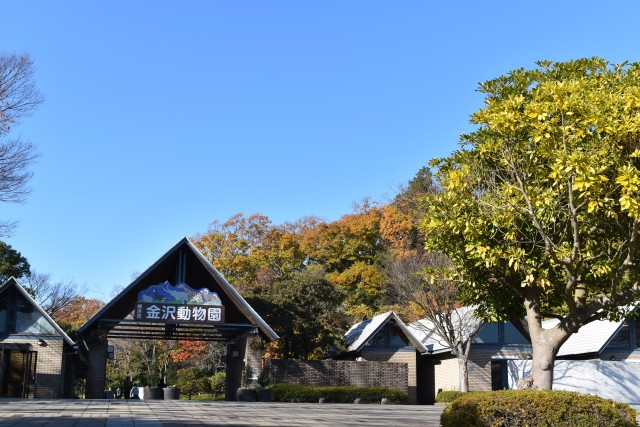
[0,399,445,426]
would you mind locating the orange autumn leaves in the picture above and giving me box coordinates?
[192,199,421,320]
[53,296,105,328]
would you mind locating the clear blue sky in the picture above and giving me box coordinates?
[1,1,638,301]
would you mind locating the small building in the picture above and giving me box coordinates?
[342,311,429,404]
[0,277,76,398]
[410,306,640,404]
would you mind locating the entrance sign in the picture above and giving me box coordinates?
[135,281,225,324]
[135,302,225,324]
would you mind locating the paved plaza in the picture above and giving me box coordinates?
[0,399,445,426]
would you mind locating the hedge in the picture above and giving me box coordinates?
[271,384,407,404]
[440,390,637,427]
[436,390,483,403]
[179,393,225,401]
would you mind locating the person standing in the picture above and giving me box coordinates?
[123,377,133,400]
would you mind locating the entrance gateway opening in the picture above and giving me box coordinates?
[77,237,278,400]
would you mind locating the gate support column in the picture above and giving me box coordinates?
[225,335,248,401]
[85,338,107,399]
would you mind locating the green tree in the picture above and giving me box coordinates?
[424,58,640,389]
[245,268,347,359]
[0,241,29,282]
[176,367,208,399]
[209,372,226,398]
[393,166,437,214]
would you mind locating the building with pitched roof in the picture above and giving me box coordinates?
[405,306,640,403]
[342,311,429,404]
[342,307,640,403]
[0,277,76,398]
[77,237,277,400]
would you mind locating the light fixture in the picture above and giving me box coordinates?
[610,355,617,361]
[525,354,532,360]
[37,339,45,346]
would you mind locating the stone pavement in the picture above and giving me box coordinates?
[0,399,445,426]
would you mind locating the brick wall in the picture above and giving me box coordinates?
[3,337,65,398]
[270,359,408,400]
[244,331,264,378]
[360,349,417,404]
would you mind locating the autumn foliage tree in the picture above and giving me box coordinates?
[193,214,317,289]
[24,271,86,319]
[191,185,440,356]
[52,296,105,328]
[193,203,401,321]
[171,340,226,372]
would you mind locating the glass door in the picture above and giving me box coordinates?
[0,349,37,398]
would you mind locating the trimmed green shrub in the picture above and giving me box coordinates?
[440,390,637,427]
[180,392,225,401]
[272,384,407,404]
[436,391,465,403]
[436,390,484,403]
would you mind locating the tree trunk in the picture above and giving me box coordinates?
[530,337,555,389]
[523,287,569,390]
[457,356,469,392]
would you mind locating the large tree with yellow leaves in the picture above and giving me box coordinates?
[424,58,640,389]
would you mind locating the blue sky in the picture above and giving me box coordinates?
[1,1,639,300]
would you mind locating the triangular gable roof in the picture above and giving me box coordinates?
[0,277,75,347]
[344,311,427,353]
[78,237,278,341]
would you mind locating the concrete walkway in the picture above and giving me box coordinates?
[0,399,445,426]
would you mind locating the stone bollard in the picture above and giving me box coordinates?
[381,398,388,405]
[353,397,361,404]
[318,397,326,403]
